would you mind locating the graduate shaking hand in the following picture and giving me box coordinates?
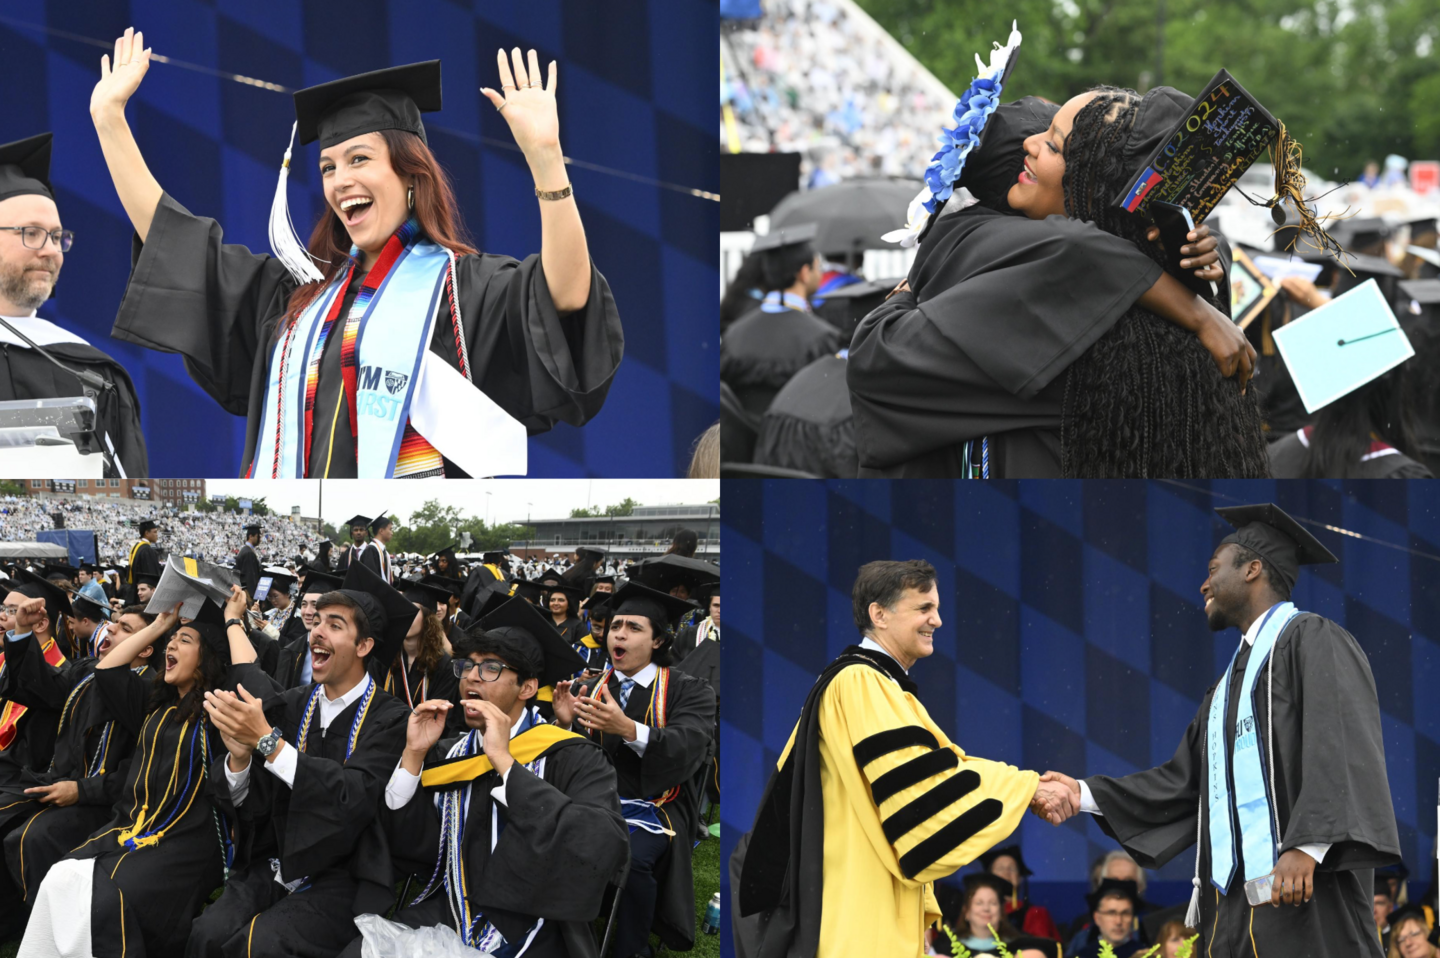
[1029,778,1079,825]
[461,697,515,777]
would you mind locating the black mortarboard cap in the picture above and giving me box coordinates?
[471,584,515,620]
[630,554,721,595]
[751,222,818,253]
[244,522,262,534]
[592,573,617,585]
[511,579,545,603]
[299,565,344,595]
[476,594,587,686]
[132,571,160,586]
[294,61,442,148]
[534,578,584,603]
[979,844,1033,877]
[0,133,54,203]
[42,562,78,581]
[137,519,158,534]
[1216,502,1339,596]
[185,599,232,667]
[341,558,418,668]
[12,568,73,622]
[399,576,455,609]
[420,572,462,597]
[535,568,566,586]
[368,511,393,533]
[960,872,1015,903]
[431,542,459,563]
[587,593,615,620]
[574,545,608,559]
[481,549,510,563]
[1400,279,1440,305]
[344,514,371,530]
[1086,878,1143,913]
[611,581,698,629]
[261,567,296,591]
[959,96,1057,209]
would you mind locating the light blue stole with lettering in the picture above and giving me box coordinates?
[1206,601,1302,891]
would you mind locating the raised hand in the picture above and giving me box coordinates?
[405,700,451,755]
[460,697,515,775]
[224,584,249,623]
[12,594,48,633]
[482,48,562,163]
[91,27,152,120]
[552,679,578,728]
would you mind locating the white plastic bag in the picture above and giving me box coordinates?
[354,914,493,958]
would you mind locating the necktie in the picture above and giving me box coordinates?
[619,678,635,709]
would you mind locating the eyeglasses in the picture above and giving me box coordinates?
[1397,930,1428,945]
[452,658,513,682]
[0,226,74,252]
[1096,909,1134,921]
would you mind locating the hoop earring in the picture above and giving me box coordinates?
[407,186,414,210]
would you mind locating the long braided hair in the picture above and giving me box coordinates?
[1057,88,1271,478]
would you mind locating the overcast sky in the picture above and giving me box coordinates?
[205,480,720,527]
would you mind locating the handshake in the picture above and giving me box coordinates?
[1028,771,1082,825]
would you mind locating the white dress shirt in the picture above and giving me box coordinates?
[224,673,374,804]
[1077,606,1329,864]
[859,636,908,673]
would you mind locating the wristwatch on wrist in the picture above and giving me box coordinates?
[535,184,573,201]
[255,727,285,757]
[225,618,245,631]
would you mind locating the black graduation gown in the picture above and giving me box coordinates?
[846,206,1167,477]
[674,640,720,806]
[357,542,391,582]
[366,730,629,958]
[207,663,409,921]
[0,335,148,478]
[0,644,147,897]
[235,543,262,597]
[0,633,63,790]
[590,667,715,950]
[1266,432,1434,478]
[126,540,160,602]
[1084,613,1400,958]
[270,623,311,691]
[754,354,857,477]
[63,666,226,958]
[111,192,623,478]
[721,305,841,417]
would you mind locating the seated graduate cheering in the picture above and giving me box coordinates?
[18,590,247,958]
[191,559,421,958]
[90,28,623,478]
[551,582,718,958]
[339,592,628,958]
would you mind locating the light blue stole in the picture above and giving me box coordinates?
[1206,601,1303,891]
[253,234,450,477]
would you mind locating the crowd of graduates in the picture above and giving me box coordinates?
[0,513,720,958]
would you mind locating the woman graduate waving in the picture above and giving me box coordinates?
[91,29,622,478]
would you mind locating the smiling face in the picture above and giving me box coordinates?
[299,591,323,630]
[1007,91,1098,220]
[964,887,1001,938]
[308,601,374,687]
[0,194,64,314]
[548,591,571,618]
[319,133,412,266]
[1201,543,1257,632]
[607,614,662,675]
[163,626,203,690]
[869,583,941,669]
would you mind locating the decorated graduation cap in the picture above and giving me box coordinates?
[610,581,698,631]
[10,568,74,623]
[0,133,54,203]
[72,580,112,621]
[269,62,443,284]
[886,22,1023,248]
[340,556,418,666]
[1215,502,1338,596]
[1271,279,1415,414]
[474,594,587,686]
[299,564,344,596]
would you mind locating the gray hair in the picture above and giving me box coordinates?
[1089,850,1147,896]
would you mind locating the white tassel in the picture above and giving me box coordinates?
[269,122,325,285]
[1185,877,1202,930]
[1186,790,1204,929]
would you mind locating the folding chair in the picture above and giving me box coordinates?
[597,845,632,958]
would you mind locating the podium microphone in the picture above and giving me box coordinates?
[0,316,113,392]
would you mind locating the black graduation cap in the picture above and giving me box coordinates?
[398,576,455,610]
[471,584,515,620]
[0,133,53,203]
[42,562,78,581]
[481,548,510,561]
[293,61,442,149]
[587,592,615,621]
[1331,252,1406,305]
[184,599,233,667]
[630,554,720,596]
[476,594,587,686]
[431,542,459,564]
[340,557,418,668]
[243,522,263,534]
[510,578,545,603]
[368,511,393,533]
[958,96,1057,209]
[574,545,607,560]
[960,871,1015,904]
[610,581,697,630]
[343,514,371,531]
[420,572,461,597]
[751,222,818,254]
[131,571,161,586]
[137,519,159,534]
[11,568,73,623]
[1400,279,1440,306]
[978,843,1032,877]
[299,564,344,596]
[534,577,584,604]
[1085,878,1144,913]
[1215,502,1339,596]
[592,573,617,586]
[261,567,297,592]
[1374,873,1396,899]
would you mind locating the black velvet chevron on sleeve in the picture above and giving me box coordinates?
[897,799,1005,878]
[870,748,959,805]
[852,725,938,768]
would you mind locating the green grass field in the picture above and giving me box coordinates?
[0,812,723,958]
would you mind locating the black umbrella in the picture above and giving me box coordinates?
[768,179,921,260]
[630,554,720,596]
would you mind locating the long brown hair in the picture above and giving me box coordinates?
[392,605,446,682]
[283,129,479,324]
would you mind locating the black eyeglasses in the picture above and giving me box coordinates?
[0,226,74,252]
[452,658,513,682]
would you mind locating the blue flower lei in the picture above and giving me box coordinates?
[922,75,1005,215]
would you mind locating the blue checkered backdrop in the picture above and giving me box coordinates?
[1,0,718,478]
[721,479,1440,954]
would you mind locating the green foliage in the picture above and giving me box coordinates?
[1098,940,1119,958]
[568,497,640,519]
[856,0,1439,180]
[1178,933,1200,958]
[987,924,1014,958]
[941,923,971,958]
[0,480,28,497]
[1138,943,1164,958]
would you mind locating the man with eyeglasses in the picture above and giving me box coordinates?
[1072,880,1145,958]
[0,133,148,477]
